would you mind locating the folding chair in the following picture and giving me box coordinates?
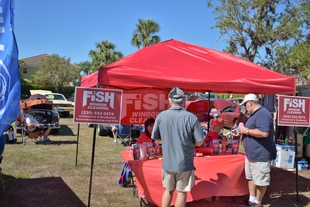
[115,125,132,146]
[20,114,44,144]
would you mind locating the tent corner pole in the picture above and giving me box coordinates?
[294,126,299,201]
[75,123,80,166]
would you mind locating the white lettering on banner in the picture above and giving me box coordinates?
[283,98,306,113]
[122,93,169,119]
[82,90,115,108]
[132,111,161,117]
[130,117,149,123]
[143,94,158,110]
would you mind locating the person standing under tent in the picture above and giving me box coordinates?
[152,87,204,207]
[237,94,276,207]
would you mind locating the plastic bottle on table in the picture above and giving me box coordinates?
[284,136,289,145]
[140,141,148,159]
[238,122,244,135]
[154,142,161,155]
[289,136,293,145]
[221,137,227,153]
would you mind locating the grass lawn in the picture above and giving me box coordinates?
[0,115,310,207]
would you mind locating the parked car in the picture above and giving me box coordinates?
[67,92,75,102]
[97,124,142,138]
[186,93,217,102]
[30,90,74,117]
[185,99,213,122]
[210,98,248,128]
[97,124,113,137]
[200,93,217,101]
[227,97,244,105]
[185,97,248,129]
[16,94,60,134]
[88,124,110,136]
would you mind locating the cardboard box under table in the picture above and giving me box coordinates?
[273,144,295,169]
[120,151,248,206]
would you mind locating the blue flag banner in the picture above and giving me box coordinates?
[0,0,21,155]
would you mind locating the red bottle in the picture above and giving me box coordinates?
[288,136,293,145]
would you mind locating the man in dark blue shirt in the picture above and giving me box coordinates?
[238,94,276,207]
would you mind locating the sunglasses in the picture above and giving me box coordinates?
[243,101,251,106]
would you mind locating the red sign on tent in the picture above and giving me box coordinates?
[73,87,122,124]
[278,95,310,127]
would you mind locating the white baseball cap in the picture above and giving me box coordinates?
[240,93,259,105]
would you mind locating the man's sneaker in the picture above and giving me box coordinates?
[238,199,253,206]
[112,141,118,145]
[250,203,263,207]
[42,137,51,144]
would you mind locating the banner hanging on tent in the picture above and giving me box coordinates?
[278,95,310,127]
[120,89,169,124]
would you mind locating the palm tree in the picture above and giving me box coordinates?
[131,18,160,49]
[76,60,92,76]
[88,40,123,71]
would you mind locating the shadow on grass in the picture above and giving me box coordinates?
[0,175,86,207]
[40,140,78,145]
[55,125,75,136]
[235,166,310,207]
[266,167,310,207]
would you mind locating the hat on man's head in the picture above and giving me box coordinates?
[169,87,185,99]
[240,93,259,105]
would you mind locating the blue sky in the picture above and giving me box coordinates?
[14,0,225,64]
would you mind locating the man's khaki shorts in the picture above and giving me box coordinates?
[245,157,271,186]
[162,169,195,192]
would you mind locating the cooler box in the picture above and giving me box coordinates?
[272,144,295,169]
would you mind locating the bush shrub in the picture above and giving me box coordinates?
[20,81,75,99]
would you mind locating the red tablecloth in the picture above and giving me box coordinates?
[120,151,248,206]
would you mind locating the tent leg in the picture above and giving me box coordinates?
[75,123,80,166]
[294,127,299,201]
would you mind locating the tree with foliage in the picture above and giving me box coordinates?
[207,0,310,77]
[277,34,310,79]
[131,18,161,49]
[32,54,80,92]
[88,40,123,71]
[18,60,26,80]
[76,60,92,76]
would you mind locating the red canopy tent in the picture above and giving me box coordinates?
[82,39,295,95]
[81,71,98,88]
[80,39,298,206]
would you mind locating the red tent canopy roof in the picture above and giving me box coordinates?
[82,39,295,94]
[81,71,98,88]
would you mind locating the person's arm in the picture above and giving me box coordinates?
[25,116,41,128]
[239,127,269,138]
[193,118,205,146]
[25,122,40,128]
[151,118,161,140]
